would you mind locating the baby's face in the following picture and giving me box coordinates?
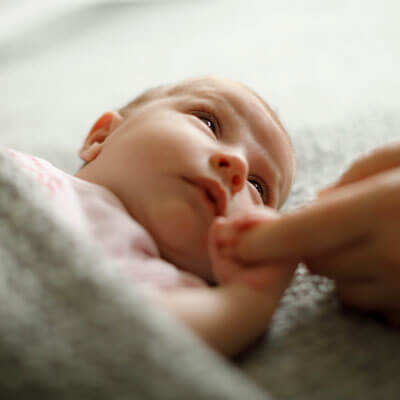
[76,76,295,284]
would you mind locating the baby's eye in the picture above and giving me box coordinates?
[248,178,269,204]
[196,112,218,135]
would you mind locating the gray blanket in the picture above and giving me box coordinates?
[0,150,268,399]
[1,111,400,400]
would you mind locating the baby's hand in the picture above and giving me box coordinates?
[208,208,296,294]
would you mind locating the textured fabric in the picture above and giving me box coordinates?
[4,148,207,291]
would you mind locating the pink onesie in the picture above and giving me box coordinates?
[5,149,207,292]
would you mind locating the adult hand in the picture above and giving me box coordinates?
[319,141,400,195]
[221,142,400,326]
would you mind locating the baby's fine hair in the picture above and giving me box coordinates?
[80,80,294,169]
[118,85,166,117]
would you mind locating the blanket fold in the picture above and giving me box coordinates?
[0,151,271,399]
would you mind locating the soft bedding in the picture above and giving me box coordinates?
[1,112,400,400]
[0,149,269,399]
[2,2,400,399]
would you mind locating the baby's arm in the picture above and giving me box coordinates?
[148,210,295,358]
[149,281,281,358]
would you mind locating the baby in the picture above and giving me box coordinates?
[6,76,296,358]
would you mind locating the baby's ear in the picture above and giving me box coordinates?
[79,111,123,162]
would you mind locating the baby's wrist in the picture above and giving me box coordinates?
[219,281,282,325]
[221,280,274,302]
[217,263,295,293]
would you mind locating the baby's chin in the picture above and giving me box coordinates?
[156,233,214,283]
[143,196,215,281]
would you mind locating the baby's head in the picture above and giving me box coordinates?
[75,75,296,284]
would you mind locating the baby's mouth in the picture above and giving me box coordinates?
[183,177,227,217]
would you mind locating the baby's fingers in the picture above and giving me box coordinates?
[209,217,296,290]
[235,263,296,292]
[208,217,242,284]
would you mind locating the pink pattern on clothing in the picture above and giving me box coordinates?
[5,149,63,197]
[4,148,207,291]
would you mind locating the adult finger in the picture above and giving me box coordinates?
[383,311,400,328]
[320,142,400,194]
[231,177,379,264]
[306,236,379,282]
[335,280,392,312]
[209,218,296,290]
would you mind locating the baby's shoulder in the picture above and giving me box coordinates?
[3,149,67,197]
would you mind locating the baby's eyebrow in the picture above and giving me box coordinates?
[172,87,238,125]
[171,85,231,107]
[248,91,294,155]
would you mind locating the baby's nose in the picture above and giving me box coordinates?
[209,152,248,196]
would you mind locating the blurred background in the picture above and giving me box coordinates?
[1,0,400,182]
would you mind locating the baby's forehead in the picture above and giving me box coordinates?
[167,77,255,105]
[167,77,283,129]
